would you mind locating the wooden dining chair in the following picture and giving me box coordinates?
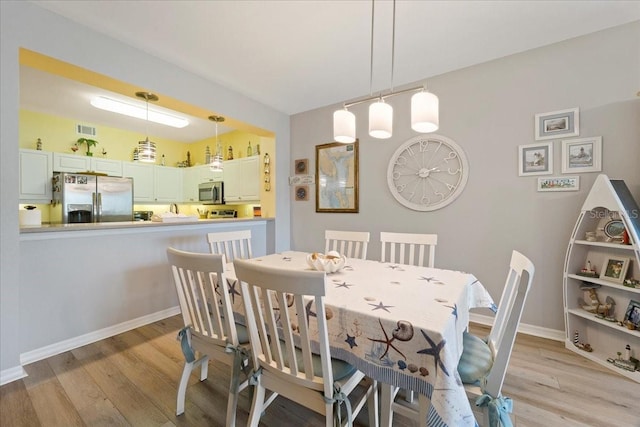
[380,250,535,427]
[166,247,251,426]
[234,258,379,427]
[325,229,370,259]
[380,231,438,267]
[206,229,253,262]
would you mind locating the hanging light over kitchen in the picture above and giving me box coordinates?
[136,92,158,163]
[208,115,225,171]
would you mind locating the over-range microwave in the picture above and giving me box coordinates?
[199,181,224,205]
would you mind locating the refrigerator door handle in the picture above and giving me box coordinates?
[92,192,98,222]
[96,192,102,222]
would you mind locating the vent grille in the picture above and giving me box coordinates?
[76,124,97,137]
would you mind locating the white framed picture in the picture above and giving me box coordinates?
[518,142,553,176]
[537,176,580,192]
[535,107,579,140]
[561,137,602,173]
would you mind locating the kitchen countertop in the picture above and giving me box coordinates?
[20,217,272,233]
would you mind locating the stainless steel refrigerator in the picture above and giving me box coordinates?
[51,172,133,223]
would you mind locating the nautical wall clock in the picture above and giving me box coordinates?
[387,135,469,211]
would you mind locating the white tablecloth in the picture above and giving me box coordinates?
[227,251,494,427]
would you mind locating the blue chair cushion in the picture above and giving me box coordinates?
[235,322,250,345]
[281,342,357,381]
[458,331,493,384]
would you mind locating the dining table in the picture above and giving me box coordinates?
[225,251,494,427]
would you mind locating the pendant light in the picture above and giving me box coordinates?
[208,115,225,171]
[332,0,439,142]
[135,91,158,163]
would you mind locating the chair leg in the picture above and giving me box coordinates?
[367,380,379,427]
[176,355,208,416]
[247,382,266,427]
[380,384,395,427]
[225,355,244,427]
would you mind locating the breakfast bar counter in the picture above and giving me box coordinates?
[17,217,274,367]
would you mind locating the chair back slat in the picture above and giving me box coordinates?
[380,232,438,267]
[325,230,370,259]
[167,248,239,346]
[234,259,331,392]
[483,250,535,398]
[207,230,253,262]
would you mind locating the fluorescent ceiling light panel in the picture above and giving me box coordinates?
[90,96,189,128]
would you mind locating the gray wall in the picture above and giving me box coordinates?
[290,22,640,334]
[0,2,291,377]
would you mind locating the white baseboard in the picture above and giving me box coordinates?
[469,313,565,342]
[19,306,181,366]
[0,365,28,386]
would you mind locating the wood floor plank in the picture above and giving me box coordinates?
[0,378,41,427]
[22,360,85,427]
[46,351,130,426]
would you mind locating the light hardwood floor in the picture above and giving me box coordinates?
[2,317,639,427]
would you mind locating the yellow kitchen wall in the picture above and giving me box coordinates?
[20,109,187,164]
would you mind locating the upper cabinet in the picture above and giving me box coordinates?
[224,156,260,204]
[19,149,52,203]
[122,162,183,203]
[53,153,123,176]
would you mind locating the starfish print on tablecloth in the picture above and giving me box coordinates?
[387,265,405,271]
[282,256,292,261]
[417,329,449,377]
[367,318,408,360]
[345,334,358,348]
[227,280,241,304]
[305,300,317,324]
[334,281,354,289]
[368,301,394,312]
[419,276,444,285]
[443,303,458,320]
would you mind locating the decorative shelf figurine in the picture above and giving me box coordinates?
[607,345,638,372]
[573,330,592,352]
[76,138,98,156]
[576,260,598,277]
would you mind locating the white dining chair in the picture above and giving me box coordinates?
[380,231,438,267]
[325,229,370,259]
[234,258,379,427]
[206,229,253,262]
[380,250,535,427]
[166,247,251,426]
[380,231,438,405]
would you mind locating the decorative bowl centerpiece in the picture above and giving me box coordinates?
[306,251,346,273]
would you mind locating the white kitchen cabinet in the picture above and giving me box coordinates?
[19,149,53,203]
[123,162,154,202]
[154,166,183,202]
[123,162,183,203]
[90,158,123,176]
[563,175,640,382]
[223,157,260,204]
[53,153,123,176]
[53,152,91,172]
[182,165,223,202]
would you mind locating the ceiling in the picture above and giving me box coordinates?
[25,1,640,142]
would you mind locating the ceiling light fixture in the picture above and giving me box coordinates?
[333,0,439,143]
[136,91,158,163]
[90,95,189,128]
[208,115,225,171]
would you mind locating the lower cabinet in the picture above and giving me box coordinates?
[224,157,260,204]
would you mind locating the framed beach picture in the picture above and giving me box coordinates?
[537,176,579,192]
[518,142,553,176]
[624,300,640,329]
[316,140,359,213]
[535,107,579,140]
[561,137,602,173]
[599,256,630,284]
